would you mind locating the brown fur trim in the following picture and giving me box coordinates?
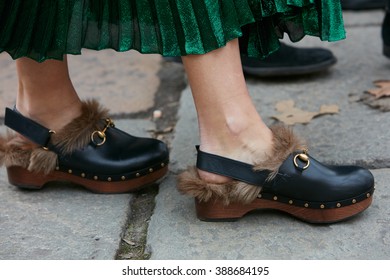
[51,99,109,154]
[28,149,58,175]
[0,136,5,166]
[254,125,306,180]
[0,132,58,174]
[0,133,34,169]
[177,125,306,205]
[177,167,260,205]
[0,99,110,174]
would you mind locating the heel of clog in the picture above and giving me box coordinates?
[7,166,46,190]
[195,198,256,221]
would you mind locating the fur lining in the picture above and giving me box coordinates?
[177,125,306,205]
[51,99,109,154]
[254,125,306,180]
[28,149,58,174]
[177,167,261,205]
[0,133,35,169]
[0,99,109,174]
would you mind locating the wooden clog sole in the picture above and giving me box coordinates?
[7,165,168,193]
[195,195,373,224]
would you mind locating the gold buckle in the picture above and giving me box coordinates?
[293,149,310,170]
[42,130,56,151]
[91,118,115,146]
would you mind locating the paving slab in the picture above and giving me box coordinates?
[147,12,390,259]
[0,119,156,260]
[343,10,384,27]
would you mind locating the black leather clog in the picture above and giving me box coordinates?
[181,148,374,224]
[0,100,169,193]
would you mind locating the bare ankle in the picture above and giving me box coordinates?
[16,92,82,131]
[197,125,274,184]
[200,122,273,160]
[197,169,233,184]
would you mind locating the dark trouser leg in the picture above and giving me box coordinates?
[382,0,390,57]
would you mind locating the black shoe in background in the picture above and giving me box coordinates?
[240,43,337,77]
[164,43,337,77]
[383,0,390,58]
[341,0,385,10]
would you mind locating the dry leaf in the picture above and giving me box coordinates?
[122,238,136,246]
[319,104,339,114]
[366,80,390,99]
[272,100,339,125]
[360,92,390,112]
[163,126,174,133]
[119,253,134,259]
[153,110,162,119]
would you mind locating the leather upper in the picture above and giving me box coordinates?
[262,153,374,202]
[197,149,374,204]
[58,126,169,176]
[4,107,169,179]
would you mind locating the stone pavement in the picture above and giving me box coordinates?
[1,10,390,260]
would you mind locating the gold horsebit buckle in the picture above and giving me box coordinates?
[91,118,115,146]
[293,149,310,170]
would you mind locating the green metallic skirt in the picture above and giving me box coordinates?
[0,0,345,62]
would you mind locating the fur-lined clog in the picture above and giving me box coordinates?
[0,99,169,193]
[177,126,374,223]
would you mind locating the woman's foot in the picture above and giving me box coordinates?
[197,120,274,184]
[181,39,274,185]
[178,39,374,223]
[1,57,169,193]
[2,99,169,193]
[178,126,374,223]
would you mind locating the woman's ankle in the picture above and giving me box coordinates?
[200,119,273,158]
[16,92,83,131]
[197,123,274,184]
[14,57,82,131]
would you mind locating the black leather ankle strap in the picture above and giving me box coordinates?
[195,146,270,186]
[4,107,55,149]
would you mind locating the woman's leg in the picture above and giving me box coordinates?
[182,39,273,183]
[15,56,82,130]
[179,39,374,223]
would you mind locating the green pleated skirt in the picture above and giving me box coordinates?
[0,0,346,62]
